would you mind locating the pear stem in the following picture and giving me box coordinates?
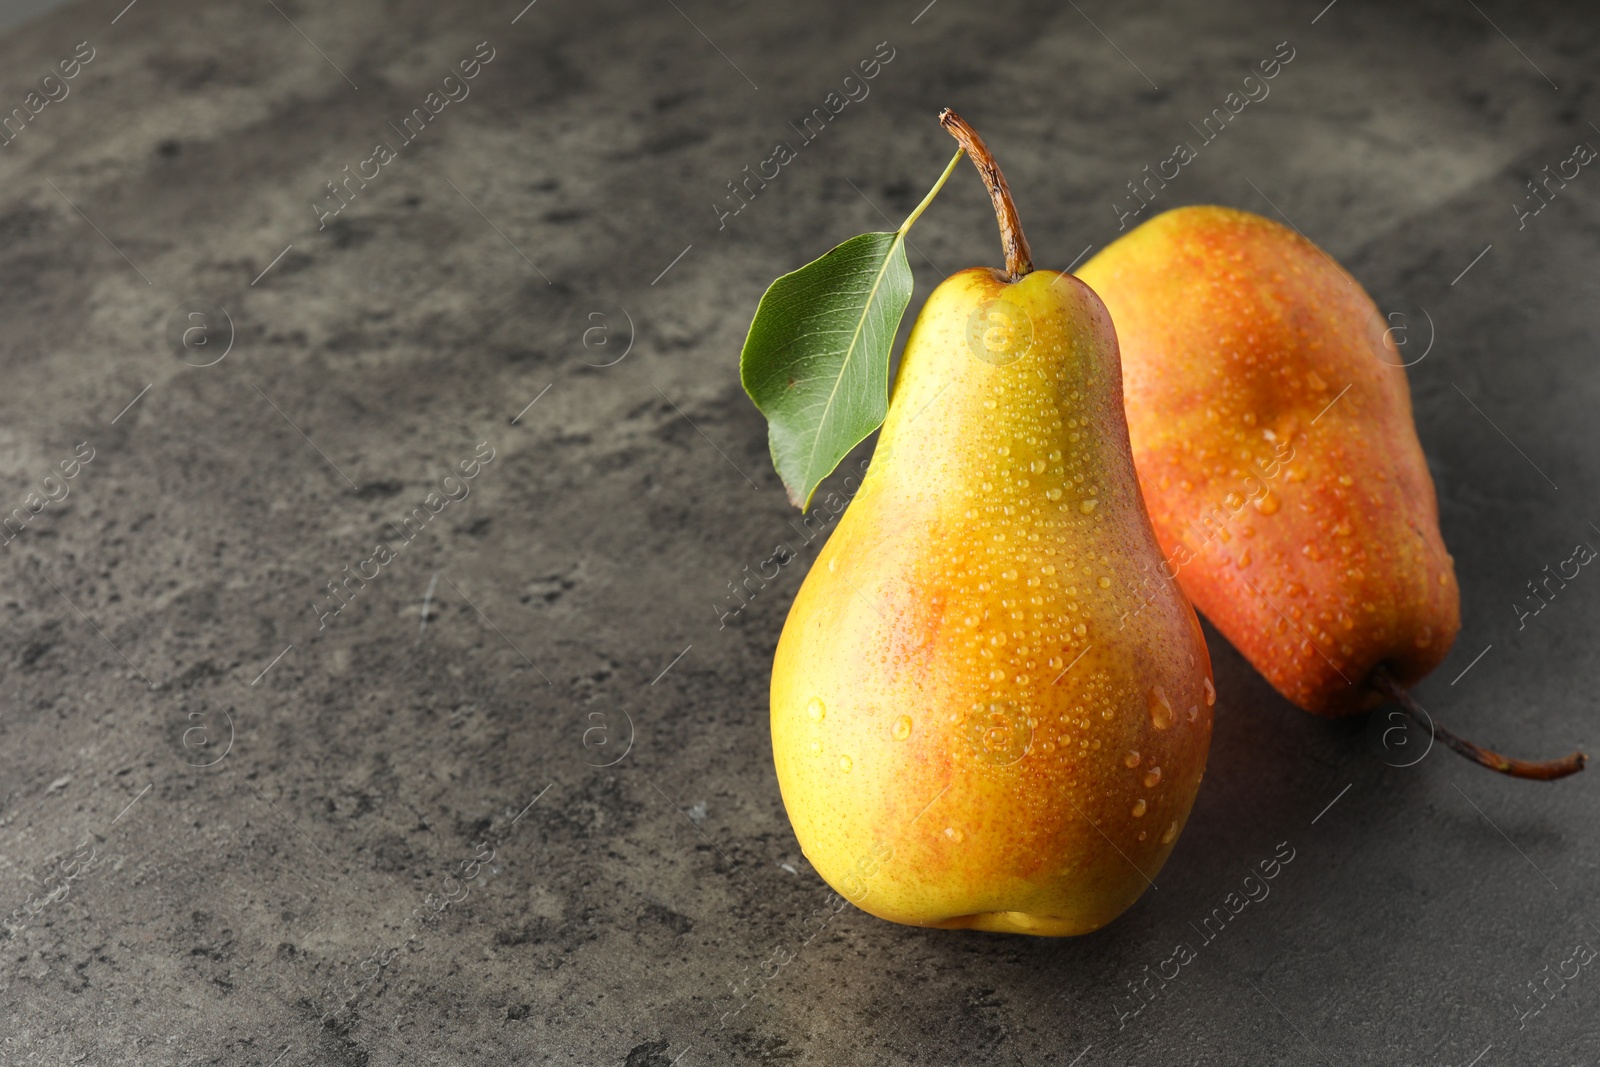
[1370,666,1587,781]
[938,108,1033,281]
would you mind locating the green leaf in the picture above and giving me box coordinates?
[740,231,912,510]
[739,148,964,511]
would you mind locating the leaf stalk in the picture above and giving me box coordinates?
[899,148,965,234]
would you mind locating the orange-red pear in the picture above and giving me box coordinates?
[1080,206,1583,779]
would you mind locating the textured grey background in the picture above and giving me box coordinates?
[1,0,1597,1064]
[0,0,67,36]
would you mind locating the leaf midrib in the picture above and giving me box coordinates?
[799,232,904,495]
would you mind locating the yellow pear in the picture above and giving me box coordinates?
[769,112,1213,935]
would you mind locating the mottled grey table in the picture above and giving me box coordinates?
[2,0,1597,1063]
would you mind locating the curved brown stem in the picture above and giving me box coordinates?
[1371,666,1586,781]
[938,108,1033,281]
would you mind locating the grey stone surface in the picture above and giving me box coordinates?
[0,0,70,36]
[1,0,1597,1063]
